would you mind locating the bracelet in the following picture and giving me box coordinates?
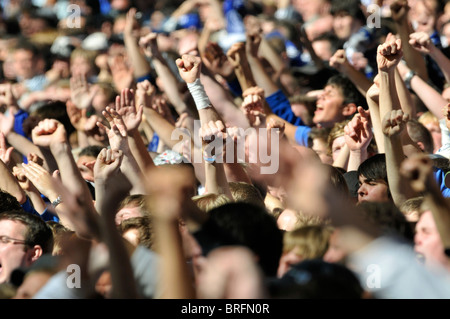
[404,70,416,90]
[203,154,216,163]
[51,196,63,208]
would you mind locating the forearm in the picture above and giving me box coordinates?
[348,149,368,172]
[152,55,189,115]
[128,129,155,171]
[154,219,195,299]
[224,162,252,184]
[25,189,46,214]
[341,64,373,97]
[121,151,146,195]
[424,186,450,248]
[332,143,349,171]
[409,74,447,119]
[366,97,385,153]
[204,161,233,200]
[124,36,152,79]
[199,71,250,128]
[395,69,415,117]
[247,55,279,97]
[396,21,428,81]
[97,191,138,298]
[384,135,415,205]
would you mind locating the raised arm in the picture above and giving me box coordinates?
[93,148,138,298]
[31,119,100,239]
[123,8,152,80]
[97,106,146,194]
[390,0,429,81]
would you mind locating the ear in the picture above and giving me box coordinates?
[26,245,44,266]
[416,141,425,152]
[342,103,357,117]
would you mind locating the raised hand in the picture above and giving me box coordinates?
[21,160,60,200]
[97,106,130,152]
[329,49,350,73]
[226,42,246,69]
[0,132,13,166]
[245,31,262,58]
[390,0,409,23]
[124,7,140,40]
[377,37,403,72]
[93,148,125,185]
[70,74,99,109]
[114,88,143,132]
[176,54,202,84]
[138,32,161,59]
[409,32,434,54]
[241,87,266,127]
[31,119,67,148]
[344,107,373,151]
[108,54,134,93]
[0,106,15,136]
[201,42,235,79]
[135,79,156,109]
[382,109,410,137]
[200,120,227,161]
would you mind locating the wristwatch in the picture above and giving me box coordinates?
[52,196,63,208]
[404,70,416,90]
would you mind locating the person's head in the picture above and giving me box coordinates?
[289,94,316,127]
[45,221,75,256]
[418,111,442,153]
[309,127,333,165]
[414,206,450,270]
[441,19,450,48]
[407,119,435,154]
[277,224,333,278]
[330,0,365,40]
[269,259,364,298]
[91,82,117,115]
[357,154,391,203]
[327,119,350,163]
[398,196,424,224]
[313,74,361,128]
[76,145,103,183]
[70,47,97,78]
[323,227,347,264]
[0,190,23,213]
[311,32,341,61]
[194,202,283,277]
[357,201,415,243]
[191,193,231,213]
[118,216,155,250]
[115,194,150,226]
[12,40,42,80]
[0,211,54,284]
[229,182,265,208]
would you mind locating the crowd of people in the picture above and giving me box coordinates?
[0,0,450,300]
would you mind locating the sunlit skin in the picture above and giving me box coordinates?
[414,211,449,270]
[357,175,390,203]
[313,85,348,128]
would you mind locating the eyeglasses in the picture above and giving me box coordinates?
[0,235,28,246]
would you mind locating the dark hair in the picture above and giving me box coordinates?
[79,145,104,158]
[312,32,342,55]
[0,211,54,253]
[118,216,155,250]
[193,202,283,277]
[358,201,415,242]
[269,259,364,299]
[326,74,367,109]
[407,119,434,154]
[357,153,387,182]
[0,190,23,213]
[330,0,366,24]
[14,39,40,58]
